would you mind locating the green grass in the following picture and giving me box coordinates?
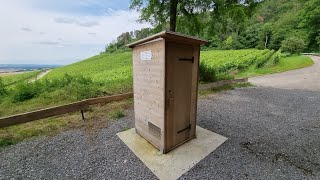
[200,49,273,73]
[236,55,314,78]
[1,71,40,87]
[0,50,314,148]
[0,51,313,118]
[46,52,133,94]
[0,99,132,148]
[112,110,125,119]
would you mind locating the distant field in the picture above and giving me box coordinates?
[1,71,40,87]
[0,71,30,76]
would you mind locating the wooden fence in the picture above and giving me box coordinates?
[0,93,133,128]
[302,53,320,56]
[0,78,248,128]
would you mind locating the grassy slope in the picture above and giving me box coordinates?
[1,52,314,117]
[46,52,133,94]
[0,53,132,117]
[1,71,40,87]
[0,51,315,148]
[236,55,314,78]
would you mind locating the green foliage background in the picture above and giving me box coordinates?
[107,0,320,53]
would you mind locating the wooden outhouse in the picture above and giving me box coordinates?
[127,31,207,153]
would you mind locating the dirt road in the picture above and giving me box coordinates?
[29,69,51,83]
[249,56,320,91]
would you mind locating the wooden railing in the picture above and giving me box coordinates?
[0,78,248,128]
[302,53,320,56]
[0,93,133,128]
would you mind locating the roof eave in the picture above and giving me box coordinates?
[126,31,208,48]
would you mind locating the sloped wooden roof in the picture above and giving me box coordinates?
[127,31,208,48]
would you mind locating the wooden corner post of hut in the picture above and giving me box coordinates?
[127,31,207,153]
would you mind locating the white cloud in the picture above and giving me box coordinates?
[20,27,33,32]
[54,17,100,27]
[0,1,150,65]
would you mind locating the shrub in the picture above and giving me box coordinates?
[281,37,306,55]
[0,77,7,96]
[65,82,100,100]
[10,74,100,102]
[270,49,282,65]
[112,110,125,119]
[256,50,275,68]
[13,83,39,102]
[199,61,217,82]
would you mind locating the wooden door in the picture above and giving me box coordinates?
[166,42,194,150]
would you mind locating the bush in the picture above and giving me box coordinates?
[0,77,7,96]
[42,74,101,100]
[10,74,101,102]
[281,37,306,55]
[256,50,275,68]
[65,82,101,100]
[270,49,282,65]
[13,83,40,102]
[199,61,217,82]
[112,110,125,119]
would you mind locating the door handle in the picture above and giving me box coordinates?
[179,57,194,63]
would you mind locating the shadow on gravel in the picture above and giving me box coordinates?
[240,141,319,176]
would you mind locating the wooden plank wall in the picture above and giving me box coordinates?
[132,38,166,150]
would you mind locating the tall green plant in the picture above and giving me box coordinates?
[199,61,216,82]
[0,77,7,96]
[281,37,306,55]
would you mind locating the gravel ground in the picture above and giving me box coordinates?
[1,87,319,179]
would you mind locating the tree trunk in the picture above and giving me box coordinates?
[169,0,178,32]
[265,34,268,49]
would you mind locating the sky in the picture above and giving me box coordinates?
[0,0,150,65]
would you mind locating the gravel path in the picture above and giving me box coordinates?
[249,56,320,91]
[29,69,51,83]
[1,87,319,179]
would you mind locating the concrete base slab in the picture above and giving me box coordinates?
[117,126,228,180]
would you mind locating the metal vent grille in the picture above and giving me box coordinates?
[148,122,161,139]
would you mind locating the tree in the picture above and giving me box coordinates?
[281,37,306,55]
[169,0,178,31]
[130,0,260,32]
[241,24,261,48]
[256,23,272,49]
[300,0,320,51]
[317,34,320,51]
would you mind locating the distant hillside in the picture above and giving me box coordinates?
[46,49,275,91]
[0,64,61,72]
[46,52,133,94]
